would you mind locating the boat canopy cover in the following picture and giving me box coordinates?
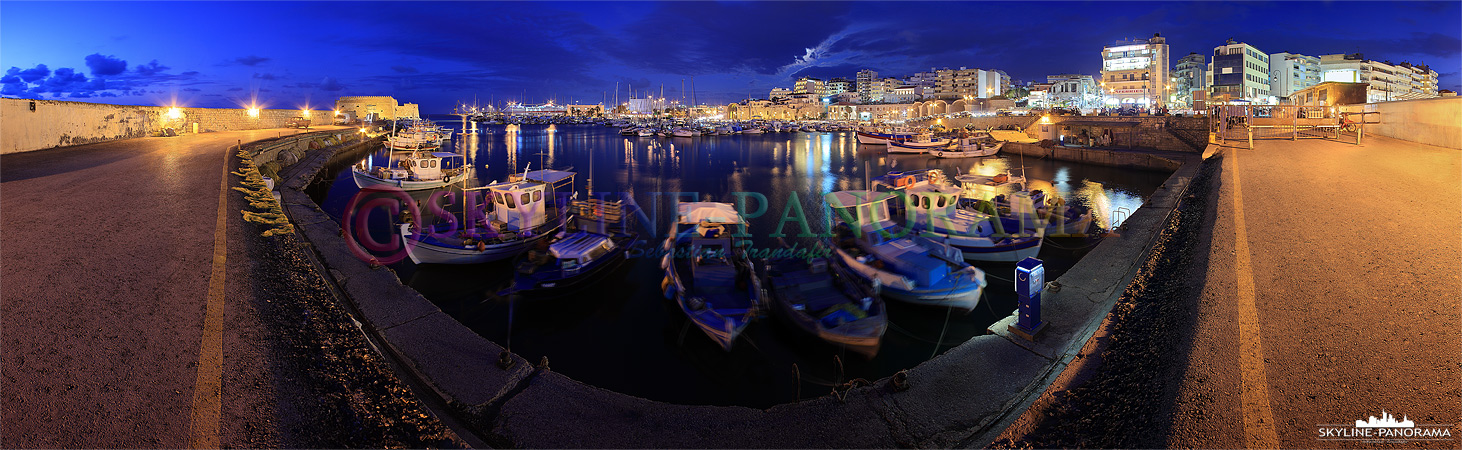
[524,169,576,185]
[549,231,612,263]
[677,202,745,224]
[869,238,949,287]
[824,191,894,209]
[429,152,465,159]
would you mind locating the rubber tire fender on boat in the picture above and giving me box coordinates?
[936,151,943,157]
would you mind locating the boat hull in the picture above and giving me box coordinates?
[923,231,1043,262]
[352,168,469,191]
[855,131,912,145]
[932,144,1000,158]
[501,234,636,297]
[888,140,951,154]
[403,223,563,265]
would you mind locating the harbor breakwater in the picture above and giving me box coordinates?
[266,131,1208,447]
[0,97,333,154]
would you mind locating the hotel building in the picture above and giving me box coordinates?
[1318,54,1439,103]
[1100,33,1170,108]
[1269,52,1323,100]
[1207,40,1271,103]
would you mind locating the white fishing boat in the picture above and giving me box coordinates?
[932,132,1003,158]
[887,133,952,154]
[400,168,574,265]
[352,151,468,191]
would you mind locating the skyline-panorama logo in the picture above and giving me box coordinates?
[1317,409,1453,444]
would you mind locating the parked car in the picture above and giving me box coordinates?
[285,117,311,128]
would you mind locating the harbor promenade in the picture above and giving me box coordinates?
[1165,135,1460,447]
[1,127,457,448]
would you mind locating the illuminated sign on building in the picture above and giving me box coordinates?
[1324,70,1359,83]
[1104,56,1152,71]
[1105,44,1146,53]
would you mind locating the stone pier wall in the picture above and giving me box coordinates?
[910,115,1040,131]
[0,97,334,154]
[1342,96,1462,149]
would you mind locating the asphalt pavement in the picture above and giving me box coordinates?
[1,127,455,448]
[1166,135,1461,448]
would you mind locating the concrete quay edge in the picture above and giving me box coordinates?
[971,147,1206,447]
[272,135,1205,447]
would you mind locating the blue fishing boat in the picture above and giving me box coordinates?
[824,191,986,312]
[660,202,762,351]
[763,254,887,358]
[500,199,638,296]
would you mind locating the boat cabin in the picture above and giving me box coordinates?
[825,191,899,238]
[487,169,575,231]
[404,152,460,181]
[872,169,949,193]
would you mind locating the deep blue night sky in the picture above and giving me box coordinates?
[3,1,1458,113]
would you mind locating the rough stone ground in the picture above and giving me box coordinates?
[228,138,463,448]
[989,153,1217,448]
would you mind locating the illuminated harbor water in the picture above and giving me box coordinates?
[312,121,1169,408]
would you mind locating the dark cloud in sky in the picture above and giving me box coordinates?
[234,55,270,66]
[318,77,343,91]
[42,68,88,92]
[600,2,851,76]
[391,65,418,74]
[136,60,170,76]
[7,64,52,83]
[253,73,276,80]
[85,54,127,76]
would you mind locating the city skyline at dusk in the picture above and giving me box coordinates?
[2,1,1459,113]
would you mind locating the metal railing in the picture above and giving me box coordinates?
[1208,104,1379,149]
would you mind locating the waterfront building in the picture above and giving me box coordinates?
[929,67,1008,100]
[1047,74,1099,110]
[857,69,879,103]
[1173,52,1207,109]
[1026,83,1053,109]
[565,104,603,116]
[885,85,924,104]
[1288,81,1368,107]
[825,78,854,97]
[626,97,667,114]
[726,99,822,121]
[850,103,918,123]
[907,70,939,94]
[335,96,420,121]
[1269,52,1323,100]
[769,87,793,102]
[1207,39,1271,103]
[1100,33,1170,108]
[793,77,824,98]
[1319,54,1439,103]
